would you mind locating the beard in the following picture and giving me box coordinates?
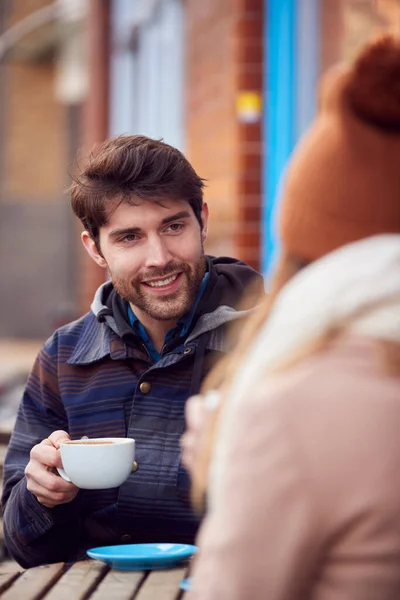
[111,254,207,322]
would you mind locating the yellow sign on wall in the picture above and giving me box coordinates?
[236,91,262,123]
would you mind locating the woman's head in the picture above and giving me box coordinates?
[279,35,400,263]
[241,36,400,338]
[191,36,400,507]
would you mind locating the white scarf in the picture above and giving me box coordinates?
[208,234,400,498]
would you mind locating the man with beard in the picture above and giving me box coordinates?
[1,135,264,568]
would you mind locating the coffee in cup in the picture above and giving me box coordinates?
[57,437,135,489]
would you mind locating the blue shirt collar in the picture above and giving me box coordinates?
[127,272,209,361]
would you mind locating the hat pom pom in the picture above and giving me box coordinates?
[346,36,400,131]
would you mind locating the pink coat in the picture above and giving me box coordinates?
[190,336,400,600]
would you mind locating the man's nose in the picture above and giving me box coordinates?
[145,236,172,268]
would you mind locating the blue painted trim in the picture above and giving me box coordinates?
[262,0,297,274]
[296,0,320,138]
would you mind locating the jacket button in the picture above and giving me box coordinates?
[131,460,139,473]
[183,347,191,355]
[139,381,151,394]
[120,534,131,543]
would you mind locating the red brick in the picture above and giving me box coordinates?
[237,69,263,91]
[186,0,263,265]
[237,122,262,143]
[238,151,262,171]
[238,204,262,222]
[235,38,264,63]
[236,15,263,39]
[235,0,263,13]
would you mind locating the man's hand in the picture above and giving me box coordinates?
[25,430,79,508]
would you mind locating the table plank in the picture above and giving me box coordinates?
[0,561,22,574]
[43,560,108,600]
[0,563,65,600]
[135,568,187,600]
[89,569,145,600]
[0,561,23,595]
[0,571,20,596]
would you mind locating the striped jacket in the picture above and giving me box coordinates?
[1,257,263,567]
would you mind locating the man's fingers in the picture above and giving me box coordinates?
[30,431,71,468]
[25,431,78,509]
[25,461,77,494]
[30,442,63,469]
[47,430,71,449]
[30,481,78,508]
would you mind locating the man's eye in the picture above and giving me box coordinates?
[120,234,138,243]
[167,223,184,232]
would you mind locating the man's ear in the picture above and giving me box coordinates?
[81,231,107,268]
[201,202,209,243]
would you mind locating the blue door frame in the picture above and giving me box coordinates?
[262,0,319,274]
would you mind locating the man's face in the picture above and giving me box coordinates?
[85,198,208,324]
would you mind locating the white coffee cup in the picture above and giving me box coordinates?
[57,437,135,489]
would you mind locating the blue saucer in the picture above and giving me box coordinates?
[87,543,198,571]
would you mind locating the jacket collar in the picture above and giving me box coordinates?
[68,255,265,365]
[66,313,138,365]
[65,309,236,366]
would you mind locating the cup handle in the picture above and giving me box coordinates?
[56,467,72,483]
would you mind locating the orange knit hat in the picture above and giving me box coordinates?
[279,35,400,262]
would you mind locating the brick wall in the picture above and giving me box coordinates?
[235,0,263,269]
[187,0,399,272]
[3,62,67,200]
[0,0,77,338]
[2,0,67,200]
[186,0,263,271]
[76,0,110,315]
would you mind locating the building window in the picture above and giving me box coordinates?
[110,0,185,150]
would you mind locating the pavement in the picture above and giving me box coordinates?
[0,338,42,380]
[0,338,43,434]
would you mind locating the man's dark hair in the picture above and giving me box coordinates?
[70,135,205,249]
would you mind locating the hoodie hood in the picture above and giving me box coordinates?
[91,256,265,342]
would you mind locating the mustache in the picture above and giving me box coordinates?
[137,262,190,282]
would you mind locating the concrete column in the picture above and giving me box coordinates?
[321,0,344,73]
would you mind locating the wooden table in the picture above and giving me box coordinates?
[0,560,191,599]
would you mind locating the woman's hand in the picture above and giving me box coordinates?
[182,391,221,476]
[181,395,207,475]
